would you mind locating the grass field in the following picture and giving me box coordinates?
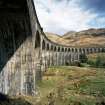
[1,66,105,105]
[35,66,105,105]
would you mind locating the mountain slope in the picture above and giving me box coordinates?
[45,28,105,47]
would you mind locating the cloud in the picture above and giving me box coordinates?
[34,0,105,35]
[77,0,105,15]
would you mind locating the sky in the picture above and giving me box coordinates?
[34,0,105,35]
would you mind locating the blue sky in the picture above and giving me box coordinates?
[34,0,105,35]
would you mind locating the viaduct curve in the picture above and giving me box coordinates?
[0,0,105,96]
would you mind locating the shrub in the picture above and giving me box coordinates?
[79,54,88,63]
[87,54,105,68]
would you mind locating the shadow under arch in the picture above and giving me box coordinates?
[0,0,32,72]
[68,48,70,52]
[47,43,49,50]
[51,45,54,51]
[42,40,45,50]
[54,46,57,51]
[62,47,64,52]
[58,47,61,52]
[65,48,67,52]
[35,31,41,48]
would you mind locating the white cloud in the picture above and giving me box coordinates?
[34,0,97,35]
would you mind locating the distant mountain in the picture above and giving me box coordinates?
[45,28,105,47]
[63,31,76,37]
[45,32,64,44]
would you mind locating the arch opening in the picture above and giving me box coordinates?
[42,40,45,50]
[72,48,74,52]
[51,45,53,51]
[35,31,41,48]
[58,47,60,52]
[65,48,67,52]
[47,43,49,50]
[54,46,57,51]
[62,48,64,52]
[75,48,77,53]
[68,48,70,52]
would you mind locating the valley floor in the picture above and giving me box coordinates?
[1,66,105,105]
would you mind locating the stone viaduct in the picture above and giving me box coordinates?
[0,0,105,96]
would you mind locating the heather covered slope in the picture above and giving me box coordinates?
[45,28,105,47]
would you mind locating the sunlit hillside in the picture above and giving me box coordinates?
[45,28,105,47]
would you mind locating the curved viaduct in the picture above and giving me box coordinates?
[0,0,105,96]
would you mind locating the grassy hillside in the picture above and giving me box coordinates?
[45,28,105,47]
